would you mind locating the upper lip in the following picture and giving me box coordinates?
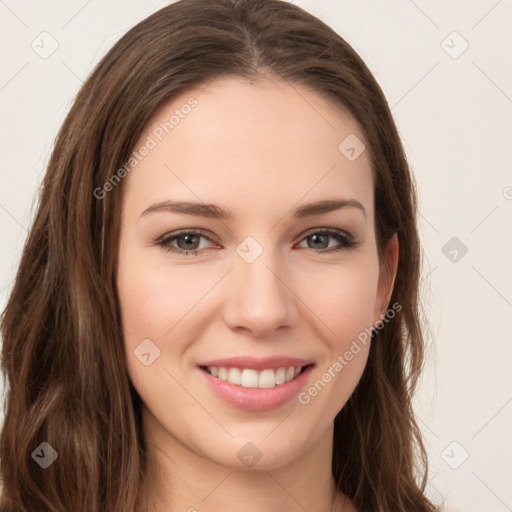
[198,356,314,371]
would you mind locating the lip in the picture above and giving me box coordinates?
[198,356,313,371]
[197,363,314,411]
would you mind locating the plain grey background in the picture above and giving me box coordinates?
[1,1,511,510]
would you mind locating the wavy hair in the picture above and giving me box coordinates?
[1,0,436,510]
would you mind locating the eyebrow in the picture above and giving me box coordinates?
[140,198,366,220]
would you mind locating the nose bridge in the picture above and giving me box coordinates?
[223,235,296,336]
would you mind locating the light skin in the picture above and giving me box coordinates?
[116,76,398,512]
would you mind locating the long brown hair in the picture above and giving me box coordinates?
[1,0,437,510]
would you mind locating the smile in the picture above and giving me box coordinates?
[203,365,307,388]
[197,357,315,411]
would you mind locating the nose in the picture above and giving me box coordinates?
[222,245,298,338]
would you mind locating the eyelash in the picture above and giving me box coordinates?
[156,228,357,256]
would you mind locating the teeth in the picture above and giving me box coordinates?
[206,365,305,388]
[259,369,276,388]
[228,367,241,385]
[241,369,258,388]
[275,367,286,385]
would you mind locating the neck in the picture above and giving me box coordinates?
[136,405,346,512]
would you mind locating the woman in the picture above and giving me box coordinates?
[0,0,438,510]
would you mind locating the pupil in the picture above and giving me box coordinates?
[180,235,198,249]
[310,234,327,249]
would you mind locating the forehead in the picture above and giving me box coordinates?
[122,77,373,223]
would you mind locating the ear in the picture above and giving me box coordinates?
[373,233,399,325]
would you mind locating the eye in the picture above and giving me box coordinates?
[296,229,356,252]
[156,228,356,256]
[156,229,215,256]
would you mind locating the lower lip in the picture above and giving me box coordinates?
[198,365,314,411]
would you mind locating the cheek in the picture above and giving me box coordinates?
[305,256,380,343]
[322,280,377,331]
[116,248,224,399]
[117,250,217,343]
[297,260,378,413]
[116,252,199,416]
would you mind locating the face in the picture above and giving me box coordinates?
[116,77,397,471]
